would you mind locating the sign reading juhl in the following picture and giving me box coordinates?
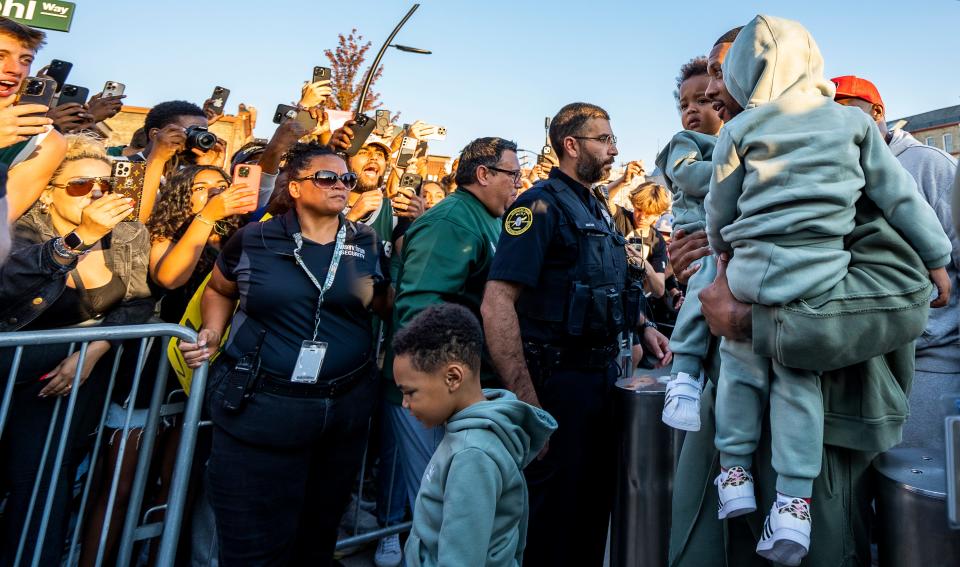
[1,0,75,32]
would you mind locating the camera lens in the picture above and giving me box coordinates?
[197,132,216,150]
[65,86,77,95]
[239,167,249,177]
[26,82,43,96]
[185,126,217,151]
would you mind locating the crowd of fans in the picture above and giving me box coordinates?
[0,11,958,567]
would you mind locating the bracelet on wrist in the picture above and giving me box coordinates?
[642,319,658,331]
[195,213,216,227]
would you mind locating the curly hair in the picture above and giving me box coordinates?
[675,57,709,101]
[147,165,241,244]
[392,303,483,374]
[269,142,345,215]
[144,100,205,134]
[48,133,111,184]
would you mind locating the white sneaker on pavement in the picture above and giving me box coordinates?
[662,372,703,431]
[715,466,757,519]
[374,533,403,567]
[756,499,812,566]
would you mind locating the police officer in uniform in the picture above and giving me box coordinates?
[482,103,672,566]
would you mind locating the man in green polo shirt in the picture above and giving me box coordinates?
[374,137,520,564]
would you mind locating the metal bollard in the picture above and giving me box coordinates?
[611,374,678,567]
[875,447,960,566]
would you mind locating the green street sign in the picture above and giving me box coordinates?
[1,1,76,33]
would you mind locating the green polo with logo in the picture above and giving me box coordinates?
[383,189,502,401]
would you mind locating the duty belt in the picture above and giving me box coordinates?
[523,341,619,371]
[257,358,374,398]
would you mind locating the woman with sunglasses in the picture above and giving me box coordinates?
[179,142,391,565]
[78,164,257,566]
[0,134,153,567]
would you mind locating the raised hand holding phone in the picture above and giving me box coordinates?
[47,102,88,134]
[0,94,52,148]
[406,120,437,141]
[328,119,356,152]
[85,91,126,123]
[232,163,262,213]
[392,182,424,219]
[201,182,259,221]
[298,79,332,110]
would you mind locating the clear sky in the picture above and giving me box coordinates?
[38,0,960,169]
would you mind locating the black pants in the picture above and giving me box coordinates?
[522,363,619,567]
[0,345,109,567]
[205,360,378,567]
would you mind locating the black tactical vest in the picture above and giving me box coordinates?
[516,177,643,345]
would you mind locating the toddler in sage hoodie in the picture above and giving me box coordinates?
[655,56,723,432]
[705,15,953,566]
[392,303,556,567]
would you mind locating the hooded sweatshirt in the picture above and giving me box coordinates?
[655,130,717,234]
[404,389,557,567]
[705,15,952,305]
[887,128,959,372]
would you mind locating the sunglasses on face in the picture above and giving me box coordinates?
[51,177,115,197]
[294,170,359,190]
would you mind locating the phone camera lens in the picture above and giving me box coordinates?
[239,167,249,176]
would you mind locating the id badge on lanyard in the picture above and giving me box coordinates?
[292,341,328,383]
[290,222,347,384]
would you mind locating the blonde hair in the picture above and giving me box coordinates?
[629,182,672,217]
[49,134,111,183]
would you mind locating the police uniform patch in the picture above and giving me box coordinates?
[505,207,533,236]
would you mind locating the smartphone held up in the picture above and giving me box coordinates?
[233,163,262,214]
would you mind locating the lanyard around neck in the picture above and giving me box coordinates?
[292,222,348,341]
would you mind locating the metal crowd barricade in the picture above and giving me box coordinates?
[0,323,208,567]
[335,421,412,552]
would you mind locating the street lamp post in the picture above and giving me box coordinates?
[354,3,430,114]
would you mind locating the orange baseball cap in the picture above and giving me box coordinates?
[831,75,884,109]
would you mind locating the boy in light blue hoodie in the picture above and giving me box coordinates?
[705,15,953,566]
[392,303,556,567]
[654,56,724,432]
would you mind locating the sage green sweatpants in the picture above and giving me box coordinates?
[669,253,719,378]
[715,338,823,498]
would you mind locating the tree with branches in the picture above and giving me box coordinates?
[324,28,384,113]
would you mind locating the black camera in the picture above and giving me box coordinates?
[185,125,217,151]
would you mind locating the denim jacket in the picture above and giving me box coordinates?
[0,206,154,332]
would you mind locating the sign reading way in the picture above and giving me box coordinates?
[1,1,75,33]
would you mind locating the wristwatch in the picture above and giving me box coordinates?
[642,319,658,331]
[63,230,96,254]
[51,237,80,260]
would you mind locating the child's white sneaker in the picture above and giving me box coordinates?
[756,498,812,566]
[715,466,757,519]
[662,372,702,431]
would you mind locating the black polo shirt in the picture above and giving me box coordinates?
[488,168,613,343]
[217,210,384,378]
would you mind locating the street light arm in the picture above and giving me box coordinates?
[391,44,432,54]
[355,3,421,114]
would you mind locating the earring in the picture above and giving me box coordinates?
[39,201,50,214]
